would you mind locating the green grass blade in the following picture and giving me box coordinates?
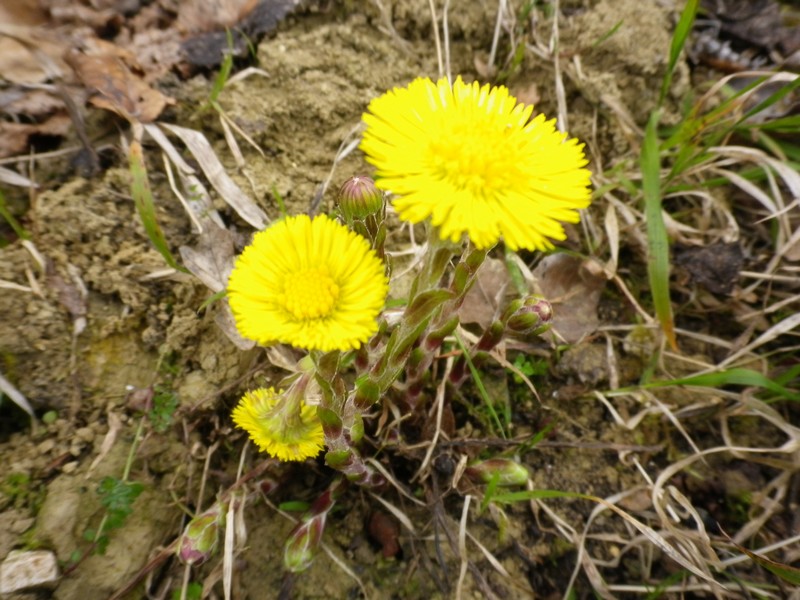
[641,110,677,349]
[208,30,235,107]
[491,489,587,503]
[742,114,800,133]
[739,77,800,125]
[129,140,187,272]
[454,331,507,439]
[644,368,800,402]
[659,0,699,106]
[0,188,30,241]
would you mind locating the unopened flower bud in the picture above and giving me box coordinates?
[504,295,552,336]
[284,514,325,573]
[465,458,529,486]
[337,176,383,220]
[176,503,224,565]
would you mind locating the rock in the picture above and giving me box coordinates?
[0,550,59,593]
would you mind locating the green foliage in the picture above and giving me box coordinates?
[453,332,507,438]
[0,188,30,241]
[642,367,800,403]
[510,353,548,384]
[207,31,235,107]
[129,140,186,272]
[1,472,44,511]
[172,582,203,600]
[148,385,179,433]
[641,110,677,350]
[659,0,698,106]
[92,477,145,554]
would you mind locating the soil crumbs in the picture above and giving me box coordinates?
[1,1,796,599]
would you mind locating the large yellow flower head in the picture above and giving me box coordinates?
[232,387,324,462]
[227,214,388,352]
[361,76,593,251]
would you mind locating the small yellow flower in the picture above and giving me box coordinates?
[227,215,388,351]
[232,387,324,462]
[361,76,592,251]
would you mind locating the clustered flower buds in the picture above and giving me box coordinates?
[503,295,553,337]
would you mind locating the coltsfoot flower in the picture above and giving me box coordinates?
[227,214,388,351]
[361,76,592,251]
[232,387,324,462]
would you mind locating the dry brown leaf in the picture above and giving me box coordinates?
[215,302,256,351]
[65,38,173,123]
[533,254,606,343]
[458,257,512,329]
[0,115,72,160]
[179,224,237,293]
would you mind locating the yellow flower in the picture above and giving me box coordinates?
[361,76,592,251]
[232,387,324,462]
[227,215,388,351]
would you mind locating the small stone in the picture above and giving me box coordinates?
[36,439,55,455]
[61,462,79,474]
[75,427,94,443]
[0,550,59,593]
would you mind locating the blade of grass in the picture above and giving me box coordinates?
[129,139,187,272]
[738,76,800,125]
[641,110,677,349]
[659,0,698,107]
[0,188,30,241]
[643,368,800,402]
[207,30,235,108]
[453,331,507,439]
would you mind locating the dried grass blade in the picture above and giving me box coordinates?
[0,165,37,188]
[493,489,720,586]
[641,111,677,349]
[159,123,268,229]
[0,371,36,420]
[719,312,800,370]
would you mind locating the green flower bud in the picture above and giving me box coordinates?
[176,503,223,565]
[465,458,529,486]
[284,514,325,573]
[337,176,384,220]
[504,295,552,337]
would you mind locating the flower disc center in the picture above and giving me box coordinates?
[431,123,515,196]
[282,268,340,320]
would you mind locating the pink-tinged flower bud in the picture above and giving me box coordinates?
[504,295,552,337]
[337,176,384,220]
[176,504,223,565]
[284,514,325,573]
[465,458,529,486]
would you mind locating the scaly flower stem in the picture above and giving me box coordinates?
[313,351,384,486]
[403,246,488,401]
